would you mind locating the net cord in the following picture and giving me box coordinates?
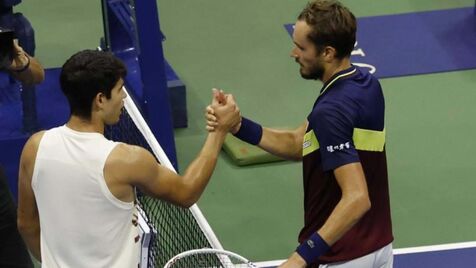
[123,86,227,253]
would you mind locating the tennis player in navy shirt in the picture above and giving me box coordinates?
[206,1,393,267]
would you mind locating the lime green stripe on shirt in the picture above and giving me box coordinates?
[302,128,385,156]
[353,128,385,152]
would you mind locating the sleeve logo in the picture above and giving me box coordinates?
[307,239,315,248]
[327,142,350,153]
[303,140,312,149]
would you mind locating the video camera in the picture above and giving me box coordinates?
[0,27,14,70]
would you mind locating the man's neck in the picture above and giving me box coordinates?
[321,58,352,84]
[66,115,104,134]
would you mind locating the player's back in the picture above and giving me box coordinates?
[32,125,139,268]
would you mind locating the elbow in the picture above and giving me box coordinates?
[285,153,302,162]
[30,57,46,84]
[31,68,45,85]
[362,196,371,214]
[35,69,45,84]
[17,217,34,237]
[356,194,371,216]
[174,175,206,208]
[176,187,199,209]
[177,197,197,209]
[181,201,195,209]
[182,191,200,208]
[17,210,40,237]
[345,192,371,219]
[17,218,26,236]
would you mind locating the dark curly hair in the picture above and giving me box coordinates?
[60,50,126,119]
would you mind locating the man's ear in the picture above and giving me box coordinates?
[322,46,337,62]
[93,92,106,110]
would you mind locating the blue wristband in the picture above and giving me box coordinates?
[233,117,263,145]
[296,232,330,264]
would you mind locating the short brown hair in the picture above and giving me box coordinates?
[298,0,356,58]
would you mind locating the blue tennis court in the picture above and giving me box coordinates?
[284,7,476,79]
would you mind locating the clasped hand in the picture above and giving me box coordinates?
[205,88,241,133]
[7,40,30,72]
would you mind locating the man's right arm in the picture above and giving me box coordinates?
[115,130,228,208]
[8,40,45,85]
[257,122,307,161]
[112,93,241,207]
[206,91,307,161]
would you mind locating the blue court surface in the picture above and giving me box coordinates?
[285,7,476,79]
[253,242,476,267]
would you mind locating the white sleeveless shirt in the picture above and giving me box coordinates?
[32,125,139,268]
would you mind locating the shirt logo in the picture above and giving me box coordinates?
[303,140,311,149]
[303,130,320,156]
[327,142,350,153]
[307,239,315,248]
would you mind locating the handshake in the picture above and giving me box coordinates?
[204,88,242,135]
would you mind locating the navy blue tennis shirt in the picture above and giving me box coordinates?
[301,65,393,264]
[308,65,385,171]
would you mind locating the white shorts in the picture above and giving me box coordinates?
[319,243,393,268]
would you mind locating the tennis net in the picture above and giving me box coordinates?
[105,87,224,267]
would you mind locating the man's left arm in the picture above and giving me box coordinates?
[279,162,370,267]
[319,162,370,243]
[280,101,371,267]
[17,132,44,261]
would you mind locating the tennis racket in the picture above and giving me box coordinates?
[164,248,257,268]
[136,204,158,268]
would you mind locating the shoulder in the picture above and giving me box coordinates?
[28,130,46,145]
[311,100,356,124]
[23,131,46,153]
[107,143,156,170]
[20,131,46,166]
[105,143,159,185]
[344,67,382,96]
[343,67,385,111]
[307,100,356,140]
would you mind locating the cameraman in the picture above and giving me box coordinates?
[0,32,44,268]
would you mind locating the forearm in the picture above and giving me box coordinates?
[318,193,370,245]
[259,127,303,160]
[284,194,368,267]
[181,131,227,206]
[10,55,45,86]
[317,163,370,244]
[233,118,305,160]
[290,163,369,266]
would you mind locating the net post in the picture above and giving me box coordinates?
[132,0,178,169]
[101,0,178,169]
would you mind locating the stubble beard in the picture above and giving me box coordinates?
[298,60,324,81]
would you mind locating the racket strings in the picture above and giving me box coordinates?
[168,252,251,268]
